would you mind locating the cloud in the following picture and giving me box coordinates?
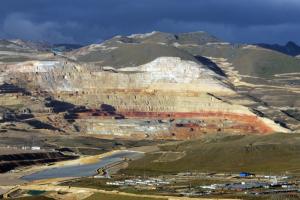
[154,19,300,44]
[1,13,75,43]
[0,0,300,44]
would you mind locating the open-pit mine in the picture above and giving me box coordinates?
[0,31,300,200]
[1,32,294,141]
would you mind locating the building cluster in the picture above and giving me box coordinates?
[200,181,297,191]
[177,179,300,197]
[103,172,299,197]
[106,178,170,187]
[185,174,300,197]
[2,145,42,151]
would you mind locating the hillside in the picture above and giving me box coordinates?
[0,31,299,142]
[257,41,300,57]
[123,133,300,175]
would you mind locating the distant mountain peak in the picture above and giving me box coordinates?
[286,41,297,46]
[257,41,300,56]
[286,41,300,49]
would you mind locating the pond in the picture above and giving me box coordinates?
[22,151,143,181]
[27,190,46,196]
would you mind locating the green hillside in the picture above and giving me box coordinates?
[123,133,300,175]
[181,44,300,78]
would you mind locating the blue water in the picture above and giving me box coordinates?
[27,190,46,196]
[22,151,143,181]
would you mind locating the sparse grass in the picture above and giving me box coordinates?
[84,192,167,200]
[235,48,300,78]
[61,178,167,196]
[182,44,300,78]
[61,178,118,191]
[11,196,54,200]
[122,133,300,176]
[45,136,160,155]
[0,56,31,63]
[77,43,197,67]
[0,131,160,156]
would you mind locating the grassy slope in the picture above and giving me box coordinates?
[77,43,197,67]
[182,45,300,78]
[123,133,300,175]
[84,193,166,200]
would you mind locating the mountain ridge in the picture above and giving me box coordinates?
[257,41,300,57]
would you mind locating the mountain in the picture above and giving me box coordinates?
[69,31,220,66]
[1,31,299,142]
[257,41,300,57]
[0,39,82,63]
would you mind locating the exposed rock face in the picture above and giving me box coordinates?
[0,32,294,140]
[3,57,289,139]
[176,39,300,132]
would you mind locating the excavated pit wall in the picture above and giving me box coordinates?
[3,57,289,138]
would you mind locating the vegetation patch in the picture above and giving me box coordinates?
[123,133,300,176]
[84,192,167,200]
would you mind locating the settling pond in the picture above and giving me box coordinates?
[22,151,143,181]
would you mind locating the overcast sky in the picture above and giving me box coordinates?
[0,0,300,44]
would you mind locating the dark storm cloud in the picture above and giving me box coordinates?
[0,0,300,44]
